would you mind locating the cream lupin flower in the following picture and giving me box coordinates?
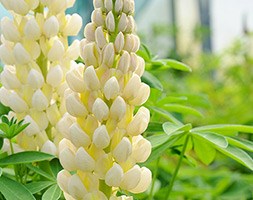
[57,0,152,199]
[0,0,82,154]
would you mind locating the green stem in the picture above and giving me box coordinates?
[9,139,19,182]
[165,134,190,200]
[148,157,160,200]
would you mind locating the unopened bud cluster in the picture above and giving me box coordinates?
[57,0,152,199]
[0,0,82,154]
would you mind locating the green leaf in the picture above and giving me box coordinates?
[157,96,188,105]
[42,184,62,200]
[146,134,186,163]
[141,71,163,91]
[150,107,183,125]
[163,104,203,117]
[0,137,3,150]
[137,44,152,61]
[193,136,216,165]
[227,137,253,152]
[147,133,172,148]
[216,145,253,170]
[0,151,55,166]
[0,175,35,200]
[146,122,164,133]
[25,181,54,194]
[0,102,10,116]
[192,132,228,148]
[0,167,2,177]
[163,122,192,138]
[162,59,192,72]
[50,158,63,177]
[26,164,55,182]
[192,124,253,135]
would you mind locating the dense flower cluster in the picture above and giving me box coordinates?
[0,0,82,154]
[57,0,152,199]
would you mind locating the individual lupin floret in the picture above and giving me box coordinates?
[0,0,82,154]
[58,0,152,198]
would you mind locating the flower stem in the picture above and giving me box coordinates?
[9,139,19,182]
[148,157,160,200]
[99,180,112,198]
[165,134,190,200]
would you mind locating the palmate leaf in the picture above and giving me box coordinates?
[42,184,62,200]
[25,181,54,194]
[163,122,192,137]
[0,137,3,150]
[26,164,55,182]
[0,151,55,166]
[160,59,192,72]
[141,71,163,91]
[163,104,203,118]
[227,137,253,152]
[0,175,35,200]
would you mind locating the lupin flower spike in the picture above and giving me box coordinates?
[0,0,82,154]
[57,0,152,199]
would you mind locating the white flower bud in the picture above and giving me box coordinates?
[130,83,150,106]
[110,96,126,121]
[92,9,104,26]
[127,107,150,136]
[57,170,71,193]
[0,66,21,90]
[41,140,58,155]
[66,93,88,117]
[63,14,82,36]
[81,43,98,67]
[95,26,107,49]
[93,125,110,149]
[9,92,29,113]
[132,135,151,163]
[47,39,65,61]
[130,167,152,194]
[1,17,21,42]
[83,65,100,90]
[27,69,44,90]
[48,0,67,14]
[84,22,96,41]
[66,66,86,93]
[75,147,95,172]
[123,74,141,100]
[0,44,15,65]
[113,137,132,163]
[67,0,76,8]
[123,0,135,14]
[27,0,39,10]
[124,34,140,53]
[59,147,77,171]
[0,0,10,10]
[0,87,11,106]
[115,0,123,13]
[126,16,135,33]
[32,89,49,111]
[118,13,128,32]
[114,32,125,53]
[102,43,115,67]
[104,77,120,100]
[69,123,91,148]
[135,57,145,76]
[13,43,31,65]
[59,138,76,154]
[104,0,113,11]
[92,98,109,122]
[46,103,61,125]
[68,174,87,199]
[56,114,76,139]
[23,115,41,136]
[43,16,59,38]
[106,11,115,32]
[120,165,141,190]
[105,163,124,187]
[67,40,80,60]
[117,51,130,73]
[24,18,41,40]
[9,0,29,15]
[93,0,103,9]
[46,65,63,87]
